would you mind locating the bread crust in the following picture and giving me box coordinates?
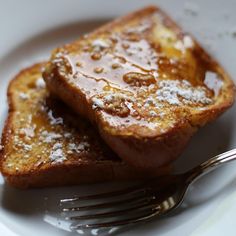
[43,6,235,170]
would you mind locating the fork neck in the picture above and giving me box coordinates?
[184,149,236,184]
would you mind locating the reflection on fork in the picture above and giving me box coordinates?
[60,149,236,230]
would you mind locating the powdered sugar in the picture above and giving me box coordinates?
[92,92,134,110]
[50,143,66,163]
[183,35,194,48]
[77,141,89,150]
[35,78,46,89]
[149,110,158,117]
[47,110,63,125]
[64,132,72,138]
[125,20,150,34]
[22,144,32,151]
[174,35,194,52]
[156,80,212,105]
[40,131,62,143]
[92,39,109,50]
[68,141,89,153]
[20,126,35,138]
[19,92,29,100]
[92,97,105,109]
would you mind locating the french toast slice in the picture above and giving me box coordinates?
[0,63,171,188]
[43,6,235,170]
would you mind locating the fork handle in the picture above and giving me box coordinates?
[185,148,236,184]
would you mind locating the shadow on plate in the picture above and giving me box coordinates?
[0,17,236,236]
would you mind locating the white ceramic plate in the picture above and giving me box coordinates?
[0,0,236,235]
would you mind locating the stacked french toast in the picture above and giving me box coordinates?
[0,6,235,188]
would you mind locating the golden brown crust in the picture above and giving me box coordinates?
[43,6,235,170]
[4,163,171,189]
[0,63,171,188]
[0,63,45,176]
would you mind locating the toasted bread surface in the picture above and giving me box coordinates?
[0,63,171,188]
[43,6,235,169]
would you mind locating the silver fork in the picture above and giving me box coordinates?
[61,148,236,229]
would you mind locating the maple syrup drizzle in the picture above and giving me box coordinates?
[51,11,223,131]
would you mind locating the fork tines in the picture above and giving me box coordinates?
[70,208,161,229]
[60,183,167,229]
